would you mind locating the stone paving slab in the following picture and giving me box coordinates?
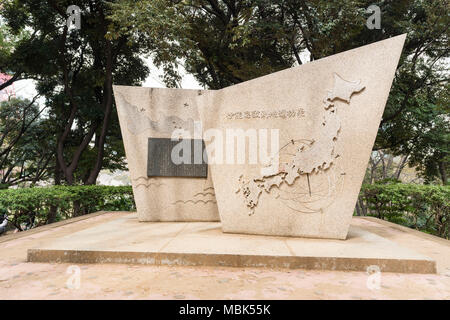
[27,213,436,273]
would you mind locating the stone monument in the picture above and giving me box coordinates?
[199,34,406,239]
[113,87,219,221]
[25,34,443,277]
[114,35,406,239]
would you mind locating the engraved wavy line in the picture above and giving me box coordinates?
[171,199,217,205]
[134,182,167,188]
[132,176,168,188]
[193,192,216,197]
[132,176,150,182]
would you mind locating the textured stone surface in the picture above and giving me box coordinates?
[113,87,219,221]
[26,212,436,274]
[198,35,407,239]
[113,36,406,237]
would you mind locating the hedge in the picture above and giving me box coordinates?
[0,184,448,238]
[359,183,449,239]
[0,185,135,231]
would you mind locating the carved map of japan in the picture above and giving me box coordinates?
[198,35,406,239]
[237,73,365,215]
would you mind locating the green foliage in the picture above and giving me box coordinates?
[0,97,54,186]
[359,183,450,239]
[0,184,447,240]
[108,0,296,89]
[0,185,135,232]
[109,0,449,183]
[0,21,33,75]
[1,0,150,185]
[404,84,450,185]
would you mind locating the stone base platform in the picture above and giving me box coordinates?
[27,213,436,274]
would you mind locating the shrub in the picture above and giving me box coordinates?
[359,183,449,239]
[0,184,448,239]
[0,185,135,232]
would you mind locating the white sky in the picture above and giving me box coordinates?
[9,57,203,103]
[12,50,314,101]
[142,57,203,90]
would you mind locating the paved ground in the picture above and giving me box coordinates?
[1,212,449,299]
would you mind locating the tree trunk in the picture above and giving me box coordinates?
[438,161,447,185]
[85,32,114,185]
[73,200,82,217]
[355,199,362,216]
[47,159,61,224]
[358,197,367,216]
[394,155,408,180]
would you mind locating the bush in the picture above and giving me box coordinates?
[359,183,449,239]
[0,185,135,232]
[1,184,448,239]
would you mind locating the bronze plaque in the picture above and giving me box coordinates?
[147,138,207,178]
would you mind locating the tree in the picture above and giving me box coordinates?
[1,0,150,185]
[110,0,449,183]
[0,97,52,186]
[404,83,449,185]
[0,18,41,90]
[109,0,296,89]
[365,150,411,184]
